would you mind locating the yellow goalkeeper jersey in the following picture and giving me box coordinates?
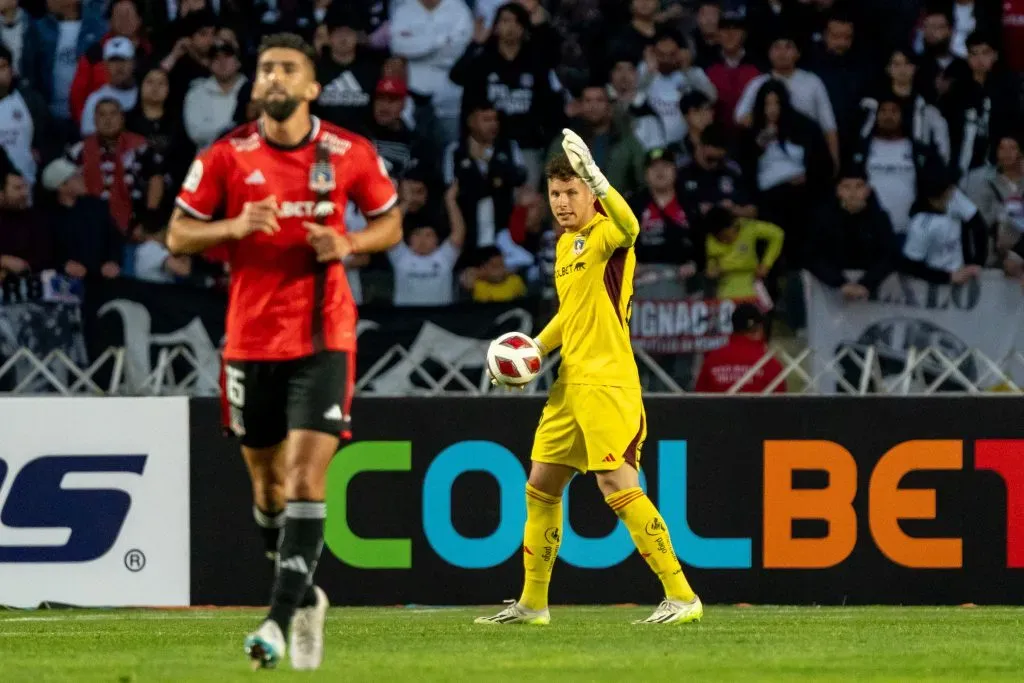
[536,187,641,388]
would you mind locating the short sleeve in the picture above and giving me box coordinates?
[350,143,399,218]
[437,239,460,267]
[902,217,930,261]
[175,144,229,220]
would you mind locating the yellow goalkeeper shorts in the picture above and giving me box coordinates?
[530,382,647,473]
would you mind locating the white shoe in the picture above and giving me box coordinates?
[244,619,286,669]
[290,586,329,670]
[474,600,550,625]
[634,597,704,624]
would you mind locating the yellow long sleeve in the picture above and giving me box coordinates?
[535,313,563,355]
[753,220,785,270]
[597,185,640,248]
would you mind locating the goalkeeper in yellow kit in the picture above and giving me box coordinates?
[475,130,703,626]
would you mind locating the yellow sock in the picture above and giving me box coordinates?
[518,484,562,611]
[606,487,696,602]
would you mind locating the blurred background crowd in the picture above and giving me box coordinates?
[1,0,1023,336]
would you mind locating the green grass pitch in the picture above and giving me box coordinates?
[3,605,1024,681]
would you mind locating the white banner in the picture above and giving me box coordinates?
[0,398,190,607]
[805,270,1024,393]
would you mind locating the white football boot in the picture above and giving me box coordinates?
[244,619,286,669]
[474,600,551,625]
[633,597,704,624]
[290,586,329,670]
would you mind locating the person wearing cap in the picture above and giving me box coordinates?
[79,35,137,136]
[694,302,785,393]
[314,7,383,134]
[734,31,839,169]
[368,76,431,179]
[183,40,247,150]
[806,159,898,301]
[705,10,762,137]
[630,147,699,277]
[900,163,988,285]
[41,156,122,281]
[0,43,51,190]
[69,0,150,124]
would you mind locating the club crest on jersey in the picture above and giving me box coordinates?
[309,163,336,193]
[573,234,586,255]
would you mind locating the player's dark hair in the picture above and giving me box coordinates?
[258,32,317,67]
[545,153,578,182]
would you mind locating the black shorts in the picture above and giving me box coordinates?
[220,350,354,449]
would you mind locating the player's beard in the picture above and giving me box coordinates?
[262,95,302,122]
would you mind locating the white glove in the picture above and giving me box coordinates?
[560,128,609,197]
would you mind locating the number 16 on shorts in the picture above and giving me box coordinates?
[226,365,246,437]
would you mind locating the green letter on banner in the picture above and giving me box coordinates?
[324,441,412,569]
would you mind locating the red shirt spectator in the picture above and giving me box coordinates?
[695,303,785,393]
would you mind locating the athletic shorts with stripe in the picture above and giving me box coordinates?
[220,350,355,448]
[530,382,647,473]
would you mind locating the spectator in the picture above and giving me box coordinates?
[68,0,148,125]
[79,36,137,136]
[389,181,467,306]
[704,206,783,299]
[462,244,527,302]
[609,0,659,68]
[901,165,987,284]
[705,10,761,138]
[450,2,564,189]
[442,98,526,258]
[637,26,717,146]
[692,0,721,68]
[631,147,698,272]
[695,303,785,393]
[397,160,438,226]
[0,44,51,190]
[126,67,184,186]
[160,8,217,109]
[389,0,473,149]
[945,31,1020,178]
[671,91,714,167]
[509,0,562,71]
[678,123,758,227]
[0,168,51,271]
[368,76,431,178]
[746,0,807,64]
[67,98,162,234]
[609,56,668,151]
[808,10,872,146]
[314,8,383,135]
[739,80,831,267]
[860,47,951,164]
[133,225,192,283]
[806,162,898,300]
[962,134,1024,265]
[21,0,106,125]
[917,7,971,104]
[857,94,945,234]
[183,40,246,150]
[0,0,30,77]
[547,83,645,199]
[929,0,1003,59]
[735,31,839,169]
[41,157,120,280]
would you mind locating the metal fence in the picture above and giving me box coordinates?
[3,342,1024,396]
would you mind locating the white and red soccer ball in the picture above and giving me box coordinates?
[486,332,542,386]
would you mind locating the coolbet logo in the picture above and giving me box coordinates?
[0,455,147,562]
[323,440,1024,571]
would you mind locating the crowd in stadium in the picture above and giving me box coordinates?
[0,0,1022,332]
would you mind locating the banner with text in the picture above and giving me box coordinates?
[0,398,190,608]
[805,270,1024,393]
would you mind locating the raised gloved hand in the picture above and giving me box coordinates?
[560,128,609,197]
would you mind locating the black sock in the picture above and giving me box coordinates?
[253,505,285,561]
[267,500,325,635]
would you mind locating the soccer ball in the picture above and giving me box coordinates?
[486,332,542,386]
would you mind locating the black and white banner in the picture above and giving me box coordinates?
[82,279,226,396]
[805,270,1024,393]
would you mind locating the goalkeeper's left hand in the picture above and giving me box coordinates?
[561,128,609,197]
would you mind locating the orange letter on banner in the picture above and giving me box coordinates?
[763,441,857,568]
[869,440,962,568]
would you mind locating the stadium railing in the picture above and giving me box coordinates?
[3,342,1024,396]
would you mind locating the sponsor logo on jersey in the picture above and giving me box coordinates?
[278,201,336,218]
[230,133,262,152]
[319,131,352,156]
